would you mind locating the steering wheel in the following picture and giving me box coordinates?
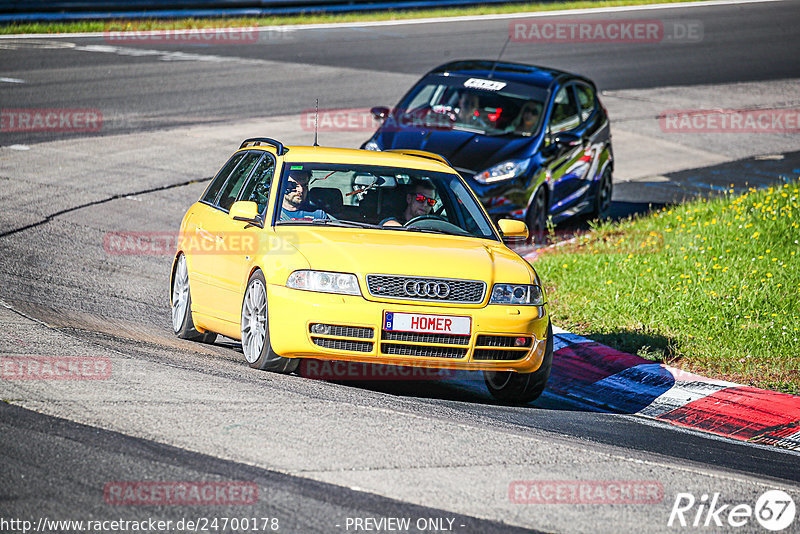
[404,215,445,227]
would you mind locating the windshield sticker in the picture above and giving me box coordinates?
[464,78,507,91]
[290,165,304,170]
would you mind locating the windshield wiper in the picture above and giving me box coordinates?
[386,226,470,237]
[276,219,384,230]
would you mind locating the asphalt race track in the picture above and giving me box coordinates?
[1,1,800,532]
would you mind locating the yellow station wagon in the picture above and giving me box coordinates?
[171,138,553,402]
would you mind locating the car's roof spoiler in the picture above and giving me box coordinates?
[239,137,288,155]
[384,149,451,167]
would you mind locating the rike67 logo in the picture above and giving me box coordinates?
[668,490,796,531]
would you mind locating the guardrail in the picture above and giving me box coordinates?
[0,0,543,22]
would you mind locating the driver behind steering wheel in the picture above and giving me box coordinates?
[381,179,436,227]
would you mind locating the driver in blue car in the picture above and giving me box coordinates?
[381,179,436,227]
[280,168,330,221]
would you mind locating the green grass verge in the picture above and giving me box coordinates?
[1,0,701,34]
[534,181,800,395]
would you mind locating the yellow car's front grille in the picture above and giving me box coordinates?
[474,334,532,348]
[366,274,485,303]
[309,323,373,339]
[472,334,533,361]
[312,337,373,353]
[308,323,375,353]
[381,343,468,359]
[381,330,470,345]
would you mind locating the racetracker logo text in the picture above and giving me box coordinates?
[1,356,111,380]
[509,19,702,43]
[104,481,258,506]
[300,107,456,133]
[299,360,459,381]
[103,231,299,256]
[1,109,102,133]
[660,109,800,133]
[103,26,263,44]
[509,480,663,504]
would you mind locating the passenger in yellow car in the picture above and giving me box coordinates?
[280,168,329,221]
[381,179,436,227]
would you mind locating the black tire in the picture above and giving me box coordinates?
[241,270,299,373]
[484,321,553,404]
[171,253,217,344]
[525,186,548,245]
[591,167,613,219]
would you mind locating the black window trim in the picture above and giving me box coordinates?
[199,151,246,209]
[573,81,597,125]
[234,150,278,216]
[199,150,266,214]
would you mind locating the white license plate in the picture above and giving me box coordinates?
[383,312,471,336]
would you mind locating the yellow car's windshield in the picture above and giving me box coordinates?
[273,163,498,240]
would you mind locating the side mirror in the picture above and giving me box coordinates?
[370,106,390,121]
[552,132,582,148]
[229,201,263,229]
[498,219,529,242]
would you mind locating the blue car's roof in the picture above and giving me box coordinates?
[427,60,581,89]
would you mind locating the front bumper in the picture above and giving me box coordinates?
[267,285,549,374]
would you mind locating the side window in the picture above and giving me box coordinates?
[202,153,244,204]
[404,84,438,112]
[217,152,262,211]
[576,85,596,122]
[549,86,580,134]
[238,155,275,215]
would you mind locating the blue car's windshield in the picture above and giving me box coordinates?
[273,163,498,240]
[394,76,548,137]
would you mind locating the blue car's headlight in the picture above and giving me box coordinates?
[363,139,381,151]
[474,159,530,184]
[287,270,362,296]
[489,284,544,306]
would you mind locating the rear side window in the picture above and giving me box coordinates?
[239,155,276,215]
[576,85,596,122]
[217,152,263,211]
[549,86,580,134]
[202,153,244,204]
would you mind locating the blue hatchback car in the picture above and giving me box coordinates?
[362,60,613,242]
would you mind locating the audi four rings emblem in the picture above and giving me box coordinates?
[403,280,451,298]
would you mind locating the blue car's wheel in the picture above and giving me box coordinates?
[591,167,613,219]
[526,187,547,244]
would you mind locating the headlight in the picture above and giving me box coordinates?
[286,270,362,296]
[474,159,530,184]
[489,284,544,306]
[363,139,381,151]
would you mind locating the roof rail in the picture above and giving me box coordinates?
[239,137,288,155]
[384,149,451,167]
